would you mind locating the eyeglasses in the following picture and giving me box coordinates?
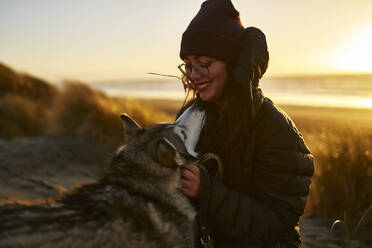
[177,60,217,79]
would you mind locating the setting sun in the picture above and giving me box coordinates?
[331,26,372,72]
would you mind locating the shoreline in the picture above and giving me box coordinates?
[129,96,372,111]
[127,97,372,129]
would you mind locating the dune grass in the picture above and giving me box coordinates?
[292,115,372,241]
[0,62,173,143]
[0,94,47,138]
[0,63,57,138]
[52,81,173,144]
[311,130,371,215]
[0,62,58,106]
[294,119,372,218]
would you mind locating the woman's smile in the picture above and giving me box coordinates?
[194,80,212,92]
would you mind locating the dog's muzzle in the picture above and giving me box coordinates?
[174,104,206,158]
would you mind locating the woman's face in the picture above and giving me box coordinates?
[183,55,229,103]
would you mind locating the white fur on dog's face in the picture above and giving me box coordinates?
[174,104,206,158]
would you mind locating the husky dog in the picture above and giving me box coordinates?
[0,104,206,248]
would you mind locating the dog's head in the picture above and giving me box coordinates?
[111,104,205,182]
[120,114,192,170]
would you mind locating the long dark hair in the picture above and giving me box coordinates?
[181,68,256,190]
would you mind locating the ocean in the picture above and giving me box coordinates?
[89,74,372,109]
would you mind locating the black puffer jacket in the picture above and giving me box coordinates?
[179,96,314,248]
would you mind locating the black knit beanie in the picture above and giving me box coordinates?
[180,0,245,64]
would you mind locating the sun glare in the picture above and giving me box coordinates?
[331,26,372,72]
[355,98,372,109]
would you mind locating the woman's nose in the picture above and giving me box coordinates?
[190,67,202,81]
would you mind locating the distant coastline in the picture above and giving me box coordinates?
[88,74,372,109]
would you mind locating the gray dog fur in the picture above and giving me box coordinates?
[0,110,206,248]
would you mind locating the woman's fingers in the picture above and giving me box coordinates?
[180,178,194,189]
[180,163,201,198]
[182,163,200,175]
[181,167,197,180]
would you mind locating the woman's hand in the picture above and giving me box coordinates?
[180,163,201,198]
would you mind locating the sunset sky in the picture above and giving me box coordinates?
[0,0,371,82]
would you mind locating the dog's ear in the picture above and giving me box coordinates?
[156,137,183,169]
[120,114,143,143]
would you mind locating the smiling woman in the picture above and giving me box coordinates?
[175,1,314,247]
[332,25,372,72]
